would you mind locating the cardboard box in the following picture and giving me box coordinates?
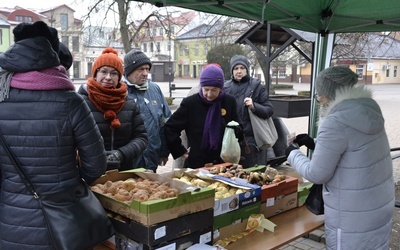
[115,227,213,250]
[260,192,298,218]
[214,185,261,216]
[214,202,261,229]
[297,182,313,207]
[213,219,248,243]
[261,176,299,202]
[110,208,213,246]
[92,170,214,225]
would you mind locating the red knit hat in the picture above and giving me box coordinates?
[92,47,123,81]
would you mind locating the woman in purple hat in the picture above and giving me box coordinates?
[165,64,239,168]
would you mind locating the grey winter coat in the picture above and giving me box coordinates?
[288,86,395,250]
[0,38,107,249]
[125,80,171,172]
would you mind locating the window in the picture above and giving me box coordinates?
[160,28,164,36]
[61,36,68,46]
[356,64,364,79]
[394,66,398,77]
[143,43,147,52]
[60,13,68,30]
[156,42,160,52]
[72,36,79,52]
[184,65,190,75]
[146,29,150,37]
[167,41,171,52]
[152,28,157,36]
[203,44,208,55]
[15,15,33,22]
[73,61,80,79]
[185,45,189,56]
[271,67,286,78]
[170,26,175,35]
[194,44,199,56]
[386,65,390,77]
[150,43,154,53]
[179,45,184,56]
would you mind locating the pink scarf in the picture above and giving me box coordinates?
[11,66,75,90]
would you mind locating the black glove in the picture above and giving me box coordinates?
[106,150,122,169]
[293,133,315,150]
[285,144,299,158]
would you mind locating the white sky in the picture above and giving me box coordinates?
[3,0,87,19]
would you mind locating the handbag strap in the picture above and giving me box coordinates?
[0,131,39,198]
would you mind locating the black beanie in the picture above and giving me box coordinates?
[124,50,152,77]
[58,42,73,70]
[230,55,250,75]
[13,21,60,53]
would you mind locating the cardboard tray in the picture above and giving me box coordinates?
[110,208,214,246]
[92,170,215,225]
[260,176,299,202]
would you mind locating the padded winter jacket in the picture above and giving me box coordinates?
[288,86,395,250]
[0,37,107,249]
[78,84,148,171]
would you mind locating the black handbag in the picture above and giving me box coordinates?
[305,184,324,215]
[0,132,114,250]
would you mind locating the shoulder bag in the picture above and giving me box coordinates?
[305,184,324,215]
[0,131,114,250]
[248,107,278,150]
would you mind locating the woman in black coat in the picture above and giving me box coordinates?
[0,21,107,249]
[78,47,148,171]
[165,64,239,168]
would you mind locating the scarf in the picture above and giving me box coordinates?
[198,89,225,150]
[11,66,75,91]
[0,69,14,102]
[86,77,127,129]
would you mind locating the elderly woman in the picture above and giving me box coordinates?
[286,66,395,250]
[165,64,239,168]
[78,48,147,170]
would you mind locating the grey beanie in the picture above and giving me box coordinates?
[315,66,358,100]
[124,50,152,77]
[230,55,250,75]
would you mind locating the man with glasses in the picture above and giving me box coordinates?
[123,50,172,172]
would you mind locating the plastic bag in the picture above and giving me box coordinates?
[220,121,241,164]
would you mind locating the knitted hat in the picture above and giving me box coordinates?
[58,42,73,70]
[315,66,358,100]
[200,64,225,88]
[230,55,250,75]
[13,21,60,53]
[92,47,123,81]
[124,50,152,77]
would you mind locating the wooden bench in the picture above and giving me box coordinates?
[226,205,325,250]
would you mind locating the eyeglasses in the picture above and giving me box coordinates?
[97,69,119,78]
[313,94,320,102]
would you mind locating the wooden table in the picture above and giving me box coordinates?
[226,205,325,250]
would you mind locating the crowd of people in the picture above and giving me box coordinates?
[0,20,396,249]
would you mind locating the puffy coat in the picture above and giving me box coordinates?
[0,38,107,249]
[125,80,171,172]
[288,86,395,250]
[78,84,148,171]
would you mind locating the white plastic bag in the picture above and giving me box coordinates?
[220,121,241,164]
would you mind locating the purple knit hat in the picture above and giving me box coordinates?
[200,64,225,88]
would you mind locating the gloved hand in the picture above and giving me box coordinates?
[293,133,315,150]
[106,150,122,169]
[285,143,299,158]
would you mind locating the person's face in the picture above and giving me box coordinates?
[127,65,150,85]
[201,86,221,102]
[232,64,248,81]
[95,66,119,88]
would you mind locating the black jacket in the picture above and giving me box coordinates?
[165,93,238,168]
[78,84,148,171]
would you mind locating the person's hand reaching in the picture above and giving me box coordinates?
[293,133,315,150]
[285,143,299,158]
[106,150,122,169]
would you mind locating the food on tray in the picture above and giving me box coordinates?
[174,176,245,200]
[91,178,180,204]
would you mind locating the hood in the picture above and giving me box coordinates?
[323,85,384,135]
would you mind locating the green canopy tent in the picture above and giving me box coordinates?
[130,0,400,135]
